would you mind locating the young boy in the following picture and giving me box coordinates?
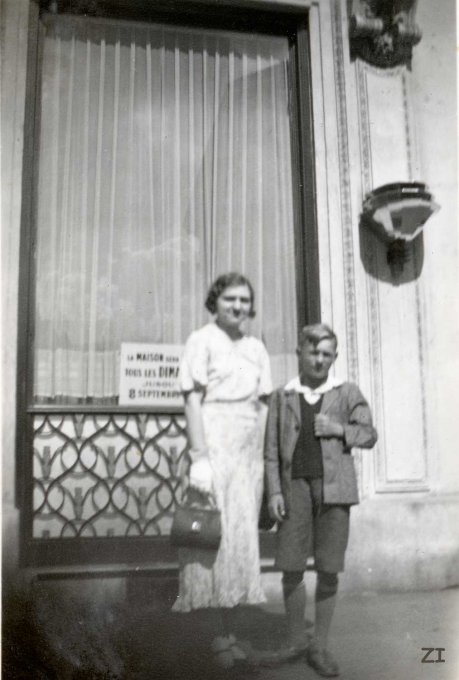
[264,324,377,677]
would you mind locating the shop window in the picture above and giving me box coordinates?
[18,1,318,565]
[34,13,299,404]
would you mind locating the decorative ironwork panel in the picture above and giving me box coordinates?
[32,413,189,538]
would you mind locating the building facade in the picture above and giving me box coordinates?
[2,0,458,594]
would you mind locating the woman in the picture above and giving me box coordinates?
[173,272,272,667]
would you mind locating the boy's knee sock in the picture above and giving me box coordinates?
[282,571,307,647]
[314,571,338,650]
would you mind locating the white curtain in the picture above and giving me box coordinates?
[34,14,298,400]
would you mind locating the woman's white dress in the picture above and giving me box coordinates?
[173,323,272,612]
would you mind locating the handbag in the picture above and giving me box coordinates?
[170,489,221,550]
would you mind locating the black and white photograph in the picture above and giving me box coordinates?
[2,0,458,678]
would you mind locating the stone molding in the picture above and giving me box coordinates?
[330,0,360,385]
[355,58,429,493]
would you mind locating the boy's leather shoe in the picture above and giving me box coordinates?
[306,640,340,677]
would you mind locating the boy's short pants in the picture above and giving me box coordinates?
[274,477,350,573]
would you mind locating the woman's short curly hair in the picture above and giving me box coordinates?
[205,272,256,318]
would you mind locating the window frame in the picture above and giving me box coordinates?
[16,0,320,566]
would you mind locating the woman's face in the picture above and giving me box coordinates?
[215,284,252,330]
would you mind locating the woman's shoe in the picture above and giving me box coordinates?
[251,632,310,667]
[211,636,235,669]
[249,644,306,668]
[277,643,309,662]
[227,635,261,675]
[227,633,249,662]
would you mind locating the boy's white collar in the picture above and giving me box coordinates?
[284,375,344,404]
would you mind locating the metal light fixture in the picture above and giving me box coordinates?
[361,182,439,276]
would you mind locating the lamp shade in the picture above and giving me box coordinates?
[362,182,439,243]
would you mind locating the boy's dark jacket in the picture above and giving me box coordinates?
[264,382,377,508]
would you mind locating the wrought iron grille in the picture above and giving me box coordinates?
[32,412,189,539]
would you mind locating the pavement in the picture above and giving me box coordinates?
[124,578,459,680]
[4,577,459,679]
[246,587,459,680]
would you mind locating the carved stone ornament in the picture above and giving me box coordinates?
[349,0,422,68]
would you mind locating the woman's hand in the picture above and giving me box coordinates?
[184,390,213,492]
[268,493,286,522]
[189,457,213,494]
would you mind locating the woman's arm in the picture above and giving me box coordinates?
[183,389,213,493]
[184,389,207,460]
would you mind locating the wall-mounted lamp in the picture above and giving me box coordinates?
[361,182,439,276]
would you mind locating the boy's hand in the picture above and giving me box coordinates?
[314,414,344,439]
[268,493,286,522]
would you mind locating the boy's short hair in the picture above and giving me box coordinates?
[298,323,338,350]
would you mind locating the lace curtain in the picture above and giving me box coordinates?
[34,14,298,400]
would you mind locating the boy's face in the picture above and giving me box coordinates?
[297,337,338,387]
